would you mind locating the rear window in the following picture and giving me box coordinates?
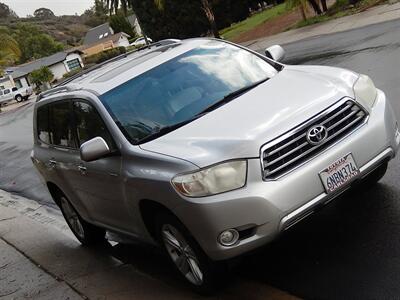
[37,102,77,148]
[49,102,77,148]
[37,105,51,144]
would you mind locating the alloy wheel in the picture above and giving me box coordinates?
[60,196,85,240]
[162,224,204,286]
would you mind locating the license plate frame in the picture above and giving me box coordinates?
[319,153,360,194]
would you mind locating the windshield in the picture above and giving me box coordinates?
[100,40,278,144]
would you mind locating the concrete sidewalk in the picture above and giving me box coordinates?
[0,189,297,299]
[242,1,400,51]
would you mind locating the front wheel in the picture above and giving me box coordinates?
[15,95,23,102]
[155,213,224,294]
[59,195,106,245]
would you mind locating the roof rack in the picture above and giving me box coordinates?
[58,39,182,88]
[36,85,77,102]
[137,39,182,50]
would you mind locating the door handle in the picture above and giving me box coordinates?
[78,165,87,175]
[48,159,57,168]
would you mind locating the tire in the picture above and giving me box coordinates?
[155,213,224,294]
[58,194,106,245]
[363,161,388,185]
[15,94,23,102]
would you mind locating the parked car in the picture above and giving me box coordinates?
[130,36,153,47]
[32,38,400,293]
[0,86,33,106]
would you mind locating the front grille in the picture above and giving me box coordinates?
[261,98,368,180]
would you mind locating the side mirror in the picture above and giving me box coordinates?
[265,45,285,62]
[80,137,111,162]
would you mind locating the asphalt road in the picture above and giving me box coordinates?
[1,19,400,299]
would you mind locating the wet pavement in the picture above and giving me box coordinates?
[1,19,400,299]
[249,18,400,299]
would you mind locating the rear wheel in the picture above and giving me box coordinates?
[155,213,224,294]
[15,94,23,102]
[59,195,106,245]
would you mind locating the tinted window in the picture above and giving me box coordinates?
[12,87,18,92]
[0,90,3,96]
[73,101,114,148]
[37,105,51,144]
[100,41,277,144]
[49,101,76,148]
[4,89,10,94]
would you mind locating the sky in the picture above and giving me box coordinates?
[3,0,94,17]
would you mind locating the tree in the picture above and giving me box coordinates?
[82,0,109,27]
[12,23,64,63]
[0,2,18,18]
[0,29,21,71]
[109,13,136,37]
[308,0,322,15]
[29,66,54,87]
[320,0,328,12]
[107,0,220,38]
[286,0,307,21]
[34,7,55,19]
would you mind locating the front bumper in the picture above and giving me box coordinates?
[174,90,399,261]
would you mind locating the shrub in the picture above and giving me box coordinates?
[84,46,127,65]
[63,68,81,78]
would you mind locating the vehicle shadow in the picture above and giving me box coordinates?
[96,181,400,298]
[235,182,400,299]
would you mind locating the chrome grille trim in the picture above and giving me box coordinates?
[261,98,368,180]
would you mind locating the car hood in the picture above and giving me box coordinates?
[140,65,360,167]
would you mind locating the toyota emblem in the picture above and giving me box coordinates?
[307,125,328,145]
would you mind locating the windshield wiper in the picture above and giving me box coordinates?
[135,77,270,144]
[135,116,200,144]
[197,77,270,116]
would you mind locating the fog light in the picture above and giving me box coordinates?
[218,229,239,246]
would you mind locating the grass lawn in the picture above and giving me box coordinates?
[220,3,291,41]
[290,0,385,29]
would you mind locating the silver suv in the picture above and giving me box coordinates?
[32,39,399,292]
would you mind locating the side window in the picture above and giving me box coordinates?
[37,105,51,144]
[73,101,115,149]
[0,90,3,96]
[49,101,77,148]
[12,87,18,92]
[4,89,10,95]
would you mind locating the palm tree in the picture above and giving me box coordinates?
[0,32,21,73]
[107,0,220,38]
[286,0,308,21]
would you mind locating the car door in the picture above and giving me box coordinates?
[44,100,87,213]
[3,89,12,101]
[70,99,133,232]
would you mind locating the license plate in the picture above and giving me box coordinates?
[319,153,360,194]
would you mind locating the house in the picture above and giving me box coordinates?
[0,75,15,90]
[81,13,143,58]
[81,32,130,57]
[5,49,84,89]
[126,14,142,36]
[83,23,115,45]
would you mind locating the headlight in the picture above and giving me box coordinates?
[172,160,247,197]
[353,74,377,110]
